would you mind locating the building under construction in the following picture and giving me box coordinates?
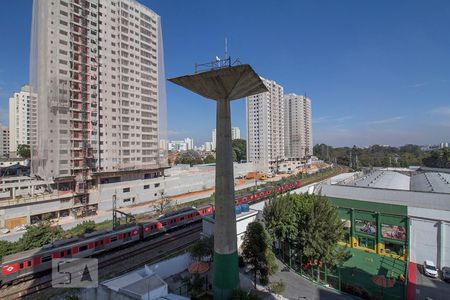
[29,0,168,218]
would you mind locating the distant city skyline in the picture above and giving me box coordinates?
[1,0,450,147]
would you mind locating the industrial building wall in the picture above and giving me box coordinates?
[409,207,450,268]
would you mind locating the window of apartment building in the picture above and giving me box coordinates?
[123,187,130,193]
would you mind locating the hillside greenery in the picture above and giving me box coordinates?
[314,144,450,169]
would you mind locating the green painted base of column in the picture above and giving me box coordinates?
[213,251,239,299]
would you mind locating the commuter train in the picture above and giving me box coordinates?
[0,179,302,284]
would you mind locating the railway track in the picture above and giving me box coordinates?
[0,224,202,300]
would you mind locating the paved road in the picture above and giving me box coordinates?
[270,259,353,300]
[416,264,449,300]
[240,259,353,300]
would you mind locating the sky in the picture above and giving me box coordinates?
[0,0,450,147]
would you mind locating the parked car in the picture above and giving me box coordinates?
[424,260,438,278]
[442,266,450,282]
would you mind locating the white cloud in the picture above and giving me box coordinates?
[404,82,428,88]
[312,116,330,124]
[431,106,450,117]
[366,116,404,125]
[313,115,353,124]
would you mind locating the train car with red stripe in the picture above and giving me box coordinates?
[157,204,214,232]
[140,204,214,239]
[0,225,140,284]
[234,180,302,205]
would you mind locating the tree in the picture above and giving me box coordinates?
[203,154,215,164]
[0,240,16,259]
[189,235,214,262]
[313,143,428,168]
[263,194,301,246]
[232,139,247,162]
[241,221,278,288]
[296,195,345,282]
[17,144,31,159]
[152,192,172,214]
[263,193,348,282]
[15,221,65,251]
[175,150,203,166]
[67,220,96,237]
[423,148,450,168]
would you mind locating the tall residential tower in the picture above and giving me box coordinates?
[30,0,167,186]
[30,0,167,189]
[284,93,313,159]
[9,85,33,154]
[246,78,284,172]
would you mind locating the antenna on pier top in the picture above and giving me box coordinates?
[225,37,228,59]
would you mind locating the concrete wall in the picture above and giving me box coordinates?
[93,176,165,211]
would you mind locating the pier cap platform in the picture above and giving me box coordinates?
[168,64,268,101]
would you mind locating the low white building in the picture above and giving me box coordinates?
[202,208,259,250]
[96,265,189,300]
[168,141,188,152]
[93,253,193,300]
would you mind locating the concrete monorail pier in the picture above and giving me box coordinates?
[169,63,267,299]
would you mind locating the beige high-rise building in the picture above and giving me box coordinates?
[284,93,312,159]
[246,78,284,172]
[9,85,33,154]
[30,0,167,189]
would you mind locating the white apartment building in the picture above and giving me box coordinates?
[211,128,216,151]
[184,137,193,150]
[204,141,213,152]
[168,140,188,152]
[246,78,285,172]
[212,127,240,151]
[284,93,312,159]
[9,85,33,154]
[0,126,9,158]
[30,0,167,189]
[231,127,241,140]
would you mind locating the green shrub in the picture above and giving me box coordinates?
[269,280,285,294]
